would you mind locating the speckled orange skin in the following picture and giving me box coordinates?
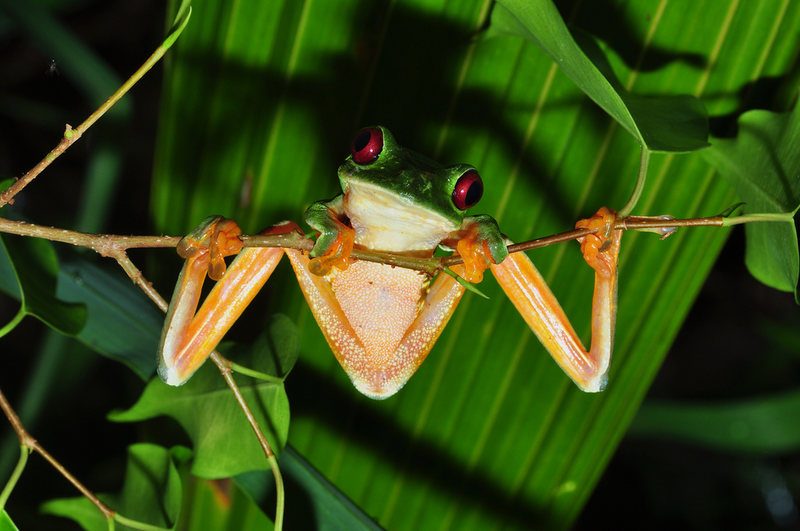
[287,250,467,398]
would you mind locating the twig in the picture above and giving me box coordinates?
[0,7,192,209]
[112,252,285,529]
[210,355,285,530]
[0,388,115,520]
[0,214,739,278]
[113,252,168,313]
[484,215,726,263]
[0,217,180,252]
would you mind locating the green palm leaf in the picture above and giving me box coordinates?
[150,0,799,527]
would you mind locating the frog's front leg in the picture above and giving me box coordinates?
[158,217,301,385]
[304,196,355,275]
[489,207,621,392]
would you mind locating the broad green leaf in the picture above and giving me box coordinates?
[57,258,163,379]
[488,0,708,152]
[0,245,162,378]
[110,335,293,478]
[0,510,18,531]
[245,314,300,379]
[150,0,800,528]
[0,234,86,337]
[630,390,800,454]
[42,444,189,531]
[42,499,104,531]
[703,103,800,299]
[183,476,273,530]
[235,446,382,530]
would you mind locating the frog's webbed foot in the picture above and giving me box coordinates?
[176,215,244,281]
[455,215,508,283]
[574,207,621,278]
[456,228,492,283]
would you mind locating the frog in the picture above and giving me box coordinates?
[158,126,621,399]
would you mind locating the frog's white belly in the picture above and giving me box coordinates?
[343,180,459,252]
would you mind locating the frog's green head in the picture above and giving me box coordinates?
[337,126,484,228]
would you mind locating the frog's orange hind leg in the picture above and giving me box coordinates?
[490,207,621,392]
[158,220,299,385]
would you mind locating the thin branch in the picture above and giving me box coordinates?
[2,209,788,278]
[112,252,285,529]
[210,355,285,530]
[0,214,738,278]
[0,10,191,209]
[0,388,115,520]
[113,252,168,313]
[0,218,180,253]
[481,215,726,264]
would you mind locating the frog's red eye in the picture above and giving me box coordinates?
[452,170,483,210]
[351,127,383,165]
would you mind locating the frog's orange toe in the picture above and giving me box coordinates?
[455,226,492,284]
[575,207,618,276]
[175,216,244,280]
[309,223,355,276]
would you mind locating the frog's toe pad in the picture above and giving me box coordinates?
[575,207,618,276]
[177,216,244,280]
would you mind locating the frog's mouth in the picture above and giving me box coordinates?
[342,179,460,253]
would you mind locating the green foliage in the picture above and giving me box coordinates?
[631,389,800,454]
[42,444,189,530]
[704,101,800,300]
[0,244,162,378]
[489,0,709,152]
[111,329,296,478]
[0,510,18,531]
[0,234,86,337]
[59,258,163,378]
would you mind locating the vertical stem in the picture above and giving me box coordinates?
[115,252,285,528]
[619,146,650,217]
[211,354,285,530]
[0,446,28,509]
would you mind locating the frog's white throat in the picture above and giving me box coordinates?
[343,180,460,253]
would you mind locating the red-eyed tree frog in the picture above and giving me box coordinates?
[158,126,621,399]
